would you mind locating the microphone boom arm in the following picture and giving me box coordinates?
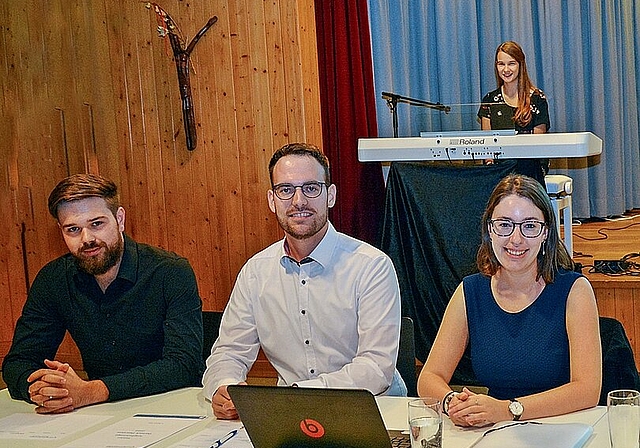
[381,91,451,138]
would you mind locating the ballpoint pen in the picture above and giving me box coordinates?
[210,426,244,448]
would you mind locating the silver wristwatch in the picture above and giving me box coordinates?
[508,399,524,421]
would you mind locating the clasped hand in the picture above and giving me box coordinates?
[27,359,83,414]
[447,387,505,427]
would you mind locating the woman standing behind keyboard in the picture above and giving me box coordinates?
[477,41,550,185]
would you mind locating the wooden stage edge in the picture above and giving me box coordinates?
[571,208,640,369]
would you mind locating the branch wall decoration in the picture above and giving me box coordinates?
[146,3,217,151]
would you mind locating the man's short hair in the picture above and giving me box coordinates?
[48,174,120,219]
[268,143,331,185]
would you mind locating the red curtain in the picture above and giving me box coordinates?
[314,0,385,245]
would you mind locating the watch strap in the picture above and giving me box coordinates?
[442,391,457,416]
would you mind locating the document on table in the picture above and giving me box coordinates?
[468,407,607,448]
[469,421,593,448]
[0,413,111,440]
[60,413,206,448]
[168,421,252,448]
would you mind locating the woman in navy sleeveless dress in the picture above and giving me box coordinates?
[417,174,601,427]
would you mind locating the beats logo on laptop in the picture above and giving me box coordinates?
[300,418,325,438]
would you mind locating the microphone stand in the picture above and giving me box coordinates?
[382,92,451,138]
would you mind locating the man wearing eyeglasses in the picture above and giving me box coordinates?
[203,143,406,419]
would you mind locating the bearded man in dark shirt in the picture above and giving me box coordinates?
[2,174,204,413]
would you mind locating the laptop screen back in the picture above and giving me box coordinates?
[489,103,515,130]
[227,385,394,448]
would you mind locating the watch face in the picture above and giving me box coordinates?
[509,400,524,416]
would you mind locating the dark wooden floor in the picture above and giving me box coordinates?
[572,208,640,270]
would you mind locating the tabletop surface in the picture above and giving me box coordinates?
[0,388,611,448]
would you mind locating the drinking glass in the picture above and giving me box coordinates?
[408,397,442,448]
[607,389,640,448]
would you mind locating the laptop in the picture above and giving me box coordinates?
[488,103,515,130]
[227,385,410,448]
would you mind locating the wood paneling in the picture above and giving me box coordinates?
[0,0,321,368]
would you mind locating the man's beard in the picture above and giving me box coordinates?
[277,206,327,240]
[73,235,124,276]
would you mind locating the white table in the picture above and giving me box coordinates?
[0,388,610,447]
[377,396,609,448]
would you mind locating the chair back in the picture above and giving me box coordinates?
[599,316,640,405]
[202,310,224,362]
[398,316,418,396]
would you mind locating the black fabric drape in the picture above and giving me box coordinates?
[380,161,516,385]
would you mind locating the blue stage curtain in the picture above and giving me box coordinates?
[368,0,640,218]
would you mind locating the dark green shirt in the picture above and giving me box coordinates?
[2,234,204,402]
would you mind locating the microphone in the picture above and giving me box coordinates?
[381,92,397,101]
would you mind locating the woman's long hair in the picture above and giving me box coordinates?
[477,174,573,284]
[494,41,541,128]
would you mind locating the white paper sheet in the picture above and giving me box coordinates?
[0,413,111,440]
[60,413,206,448]
[168,421,252,448]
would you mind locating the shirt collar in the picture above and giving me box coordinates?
[117,234,138,284]
[279,222,337,269]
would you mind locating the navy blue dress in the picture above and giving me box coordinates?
[463,270,581,399]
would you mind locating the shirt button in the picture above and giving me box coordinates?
[305,340,309,344]
[301,310,306,315]
[310,369,315,374]
[301,280,306,285]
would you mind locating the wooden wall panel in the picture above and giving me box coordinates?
[0,0,322,368]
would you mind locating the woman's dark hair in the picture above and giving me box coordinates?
[477,174,573,283]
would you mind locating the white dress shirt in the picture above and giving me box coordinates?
[202,222,404,398]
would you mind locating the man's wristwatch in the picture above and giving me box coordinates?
[508,399,524,421]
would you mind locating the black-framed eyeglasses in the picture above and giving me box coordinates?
[489,219,546,238]
[272,182,326,200]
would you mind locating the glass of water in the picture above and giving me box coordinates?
[408,397,442,448]
[607,389,640,448]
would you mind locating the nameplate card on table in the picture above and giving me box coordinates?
[469,421,593,448]
[167,421,250,448]
[60,413,206,448]
[0,413,111,440]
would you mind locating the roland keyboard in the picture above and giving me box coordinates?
[357,131,602,162]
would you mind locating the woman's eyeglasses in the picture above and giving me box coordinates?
[489,219,546,238]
